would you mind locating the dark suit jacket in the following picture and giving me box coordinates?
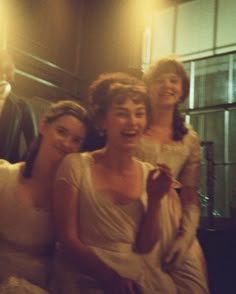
[0,93,38,162]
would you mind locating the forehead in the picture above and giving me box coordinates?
[156,72,181,79]
[51,114,86,129]
[110,98,146,109]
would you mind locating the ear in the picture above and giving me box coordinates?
[38,119,47,135]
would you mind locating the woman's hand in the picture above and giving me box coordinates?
[147,164,172,207]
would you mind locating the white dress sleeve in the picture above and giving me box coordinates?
[55,153,84,189]
[179,127,201,189]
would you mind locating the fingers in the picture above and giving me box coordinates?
[156,163,172,176]
[148,166,171,183]
[147,169,158,180]
[126,280,143,294]
[133,282,143,294]
[164,247,178,265]
[162,249,178,272]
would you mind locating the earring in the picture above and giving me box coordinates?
[98,128,106,137]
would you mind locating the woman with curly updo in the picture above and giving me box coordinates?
[52,72,209,294]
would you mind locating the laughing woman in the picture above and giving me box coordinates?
[0,100,89,293]
[52,73,209,294]
[136,57,208,280]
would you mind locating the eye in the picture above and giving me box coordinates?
[136,110,146,117]
[56,127,67,136]
[116,111,127,117]
[156,78,164,84]
[170,78,179,83]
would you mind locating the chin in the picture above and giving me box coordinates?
[52,152,66,163]
[121,144,137,152]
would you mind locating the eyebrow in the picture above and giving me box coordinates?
[114,105,146,111]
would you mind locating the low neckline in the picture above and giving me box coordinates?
[83,152,146,207]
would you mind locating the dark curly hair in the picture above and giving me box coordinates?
[22,100,89,178]
[88,72,151,130]
[143,57,189,140]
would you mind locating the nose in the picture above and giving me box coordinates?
[61,137,74,151]
[127,113,137,125]
[162,79,171,88]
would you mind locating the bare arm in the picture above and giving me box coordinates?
[135,165,172,254]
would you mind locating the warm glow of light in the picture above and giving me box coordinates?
[0,1,8,49]
[132,0,156,14]
[142,26,152,72]
[131,0,156,25]
[132,1,154,72]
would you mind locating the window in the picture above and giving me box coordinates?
[185,54,236,217]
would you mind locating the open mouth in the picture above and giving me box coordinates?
[121,130,138,137]
[160,92,175,98]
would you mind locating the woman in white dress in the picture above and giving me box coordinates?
[52,72,209,294]
[0,100,89,293]
[136,57,207,277]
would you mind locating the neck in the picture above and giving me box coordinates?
[96,146,135,174]
[31,152,59,182]
[151,107,174,128]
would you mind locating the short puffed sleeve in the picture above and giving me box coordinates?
[179,127,201,189]
[55,153,83,189]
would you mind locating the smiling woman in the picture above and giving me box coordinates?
[136,57,209,291]
[0,100,89,293]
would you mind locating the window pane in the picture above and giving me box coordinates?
[204,111,225,163]
[232,54,236,102]
[229,108,236,162]
[214,165,227,216]
[194,56,229,107]
[190,111,224,162]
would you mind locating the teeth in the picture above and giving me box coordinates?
[161,92,174,96]
[122,130,137,135]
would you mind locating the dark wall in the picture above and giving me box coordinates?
[77,0,144,100]
[4,0,85,101]
[2,0,195,102]
[3,0,151,102]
